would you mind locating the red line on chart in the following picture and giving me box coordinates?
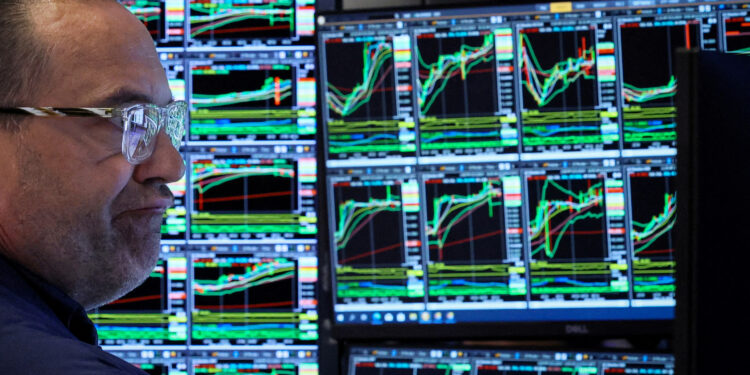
[430,229,505,251]
[199,190,293,206]
[109,294,162,305]
[339,242,402,264]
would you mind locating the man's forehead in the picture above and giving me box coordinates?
[29,1,170,107]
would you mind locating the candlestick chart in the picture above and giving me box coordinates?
[333,183,414,299]
[189,0,295,41]
[629,171,676,297]
[324,40,402,157]
[518,29,604,149]
[190,64,301,141]
[619,21,697,148]
[424,179,523,299]
[526,176,623,296]
[190,157,315,240]
[90,258,188,345]
[191,256,316,344]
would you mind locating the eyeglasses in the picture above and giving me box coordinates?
[0,101,187,164]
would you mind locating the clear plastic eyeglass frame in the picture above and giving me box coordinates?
[0,101,187,164]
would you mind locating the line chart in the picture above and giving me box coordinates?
[418,116,519,152]
[527,177,606,261]
[518,31,597,109]
[619,20,697,149]
[628,170,676,296]
[526,174,630,298]
[190,64,303,141]
[326,40,396,120]
[416,33,496,117]
[517,25,617,153]
[333,184,404,267]
[425,180,504,262]
[190,156,316,240]
[631,193,676,255]
[189,0,295,40]
[192,77,292,108]
[620,22,696,107]
[191,256,317,344]
[622,76,678,103]
[423,176,526,301]
[193,258,297,309]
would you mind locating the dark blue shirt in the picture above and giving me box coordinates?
[0,254,147,374]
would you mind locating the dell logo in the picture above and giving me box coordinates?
[565,324,590,334]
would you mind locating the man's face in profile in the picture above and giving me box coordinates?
[0,1,185,310]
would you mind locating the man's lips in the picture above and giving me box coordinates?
[114,198,173,219]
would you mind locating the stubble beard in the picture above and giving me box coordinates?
[14,144,161,310]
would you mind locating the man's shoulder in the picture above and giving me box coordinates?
[0,283,145,375]
[0,328,144,374]
[0,314,146,375]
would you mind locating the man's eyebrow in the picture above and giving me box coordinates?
[93,89,157,107]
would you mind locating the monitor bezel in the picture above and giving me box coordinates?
[314,0,691,341]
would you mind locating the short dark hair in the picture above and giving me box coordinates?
[0,1,53,131]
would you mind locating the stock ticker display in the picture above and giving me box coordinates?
[346,347,674,375]
[318,0,750,327]
[104,2,318,374]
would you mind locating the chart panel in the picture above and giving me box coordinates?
[190,253,318,347]
[329,166,426,319]
[414,26,519,158]
[188,52,316,144]
[90,255,188,347]
[189,146,317,242]
[516,17,619,157]
[626,161,676,306]
[122,0,185,47]
[420,163,526,308]
[723,10,750,53]
[524,164,629,306]
[618,13,717,153]
[187,0,315,48]
[321,31,417,163]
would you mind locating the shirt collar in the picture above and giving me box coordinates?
[0,254,98,345]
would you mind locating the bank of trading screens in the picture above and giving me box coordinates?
[91,2,318,374]
[319,0,749,327]
[347,346,674,375]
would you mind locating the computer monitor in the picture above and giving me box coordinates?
[674,50,750,375]
[345,345,675,375]
[315,0,746,338]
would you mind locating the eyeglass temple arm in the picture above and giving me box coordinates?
[0,107,115,118]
